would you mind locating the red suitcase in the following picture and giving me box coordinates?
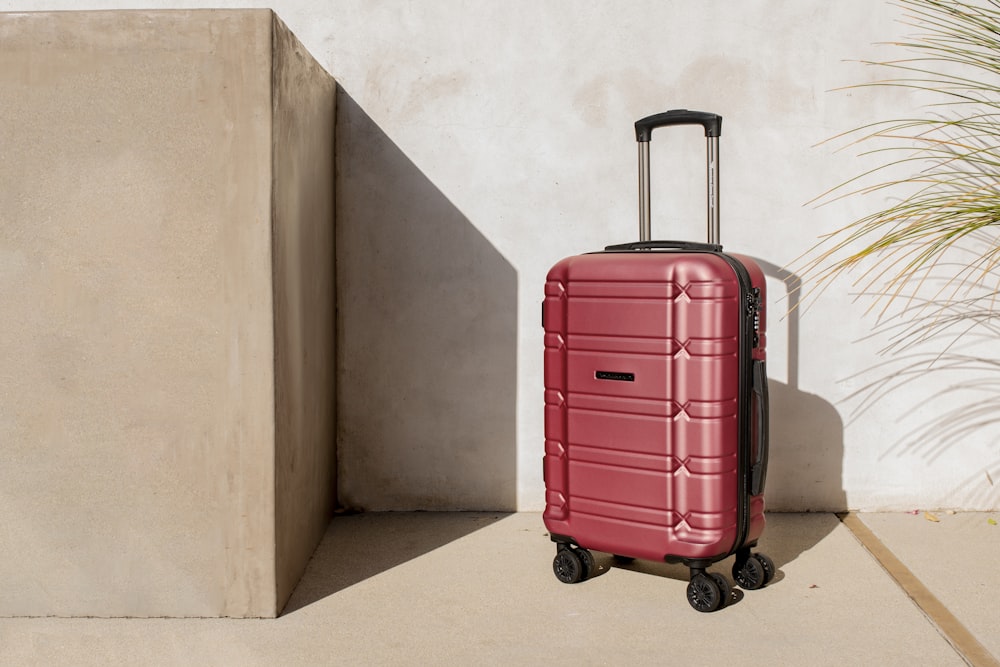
[542,110,772,612]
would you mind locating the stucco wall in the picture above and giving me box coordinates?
[0,9,336,617]
[315,0,994,512]
[2,0,997,521]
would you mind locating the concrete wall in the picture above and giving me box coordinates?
[0,9,336,616]
[1,0,996,536]
[270,15,338,610]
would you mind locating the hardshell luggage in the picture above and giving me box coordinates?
[542,110,772,612]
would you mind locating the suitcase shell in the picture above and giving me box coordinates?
[542,110,770,579]
[542,249,767,565]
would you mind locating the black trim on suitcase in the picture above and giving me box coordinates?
[718,253,756,556]
[751,360,769,496]
[604,240,722,253]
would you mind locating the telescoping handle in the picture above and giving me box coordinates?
[634,109,722,245]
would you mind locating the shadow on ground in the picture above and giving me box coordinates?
[558,513,843,608]
[282,512,508,615]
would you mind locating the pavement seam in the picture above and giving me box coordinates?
[838,512,999,667]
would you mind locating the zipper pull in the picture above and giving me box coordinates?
[748,288,761,348]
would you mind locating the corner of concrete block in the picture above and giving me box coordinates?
[267,10,338,616]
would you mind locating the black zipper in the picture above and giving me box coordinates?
[717,253,756,556]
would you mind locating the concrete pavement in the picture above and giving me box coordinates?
[1,512,996,666]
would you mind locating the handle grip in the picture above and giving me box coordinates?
[635,109,722,142]
[750,360,769,496]
[605,240,722,253]
[635,109,722,244]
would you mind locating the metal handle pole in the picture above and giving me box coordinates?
[638,142,651,242]
[707,136,720,245]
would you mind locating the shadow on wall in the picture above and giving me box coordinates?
[753,259,848,513]
[334,90,518,511]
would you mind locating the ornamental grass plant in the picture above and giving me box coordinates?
[797,0,1000,503]
[801,0,1000,323]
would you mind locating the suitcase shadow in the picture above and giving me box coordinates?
[580,259,848,597]
[580,509,843,599]
[751,258,848,515]
[587,552,751,606]
[547,259,848,601]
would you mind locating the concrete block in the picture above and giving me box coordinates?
[0,9,336,617]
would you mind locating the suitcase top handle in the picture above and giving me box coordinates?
[634,109,722,142]
[634,109,722,245]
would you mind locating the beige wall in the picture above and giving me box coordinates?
[0,10,336,617]
[284,0,995,513]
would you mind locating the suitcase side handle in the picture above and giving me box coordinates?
[750,359,770,496]
[604,240,722,253]
[634,109,722,142]
[635,109,721,246]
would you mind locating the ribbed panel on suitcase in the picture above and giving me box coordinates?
[543,252,753,563]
